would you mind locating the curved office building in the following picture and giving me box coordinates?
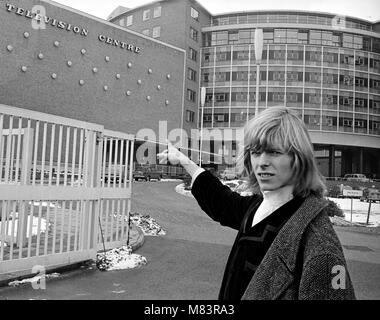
[200,11,380,178]
[110,1,380,178]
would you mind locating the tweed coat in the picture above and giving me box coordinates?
[192,170,356,300]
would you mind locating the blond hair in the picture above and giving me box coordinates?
[238,106,326,197]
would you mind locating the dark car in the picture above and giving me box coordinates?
[133,170,148,181]
[144,170,162,181]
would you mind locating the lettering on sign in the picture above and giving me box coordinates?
[3,2,142,54]
[342,189,363,197]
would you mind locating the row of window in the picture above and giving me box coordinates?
[119,5,199,26]
[200,112,380,135]
[210,14,372,32]
[202,47,380,70]
[201,91,380,108]
[201,70,380,88]
[204,29,380,53]
[142,26,161,38]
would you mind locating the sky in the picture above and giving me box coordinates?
[51,0,380,22]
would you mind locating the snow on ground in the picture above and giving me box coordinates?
[327,197,380,227]
[8,273,60,287]
[129,213,166,236]
[96,245,147,271]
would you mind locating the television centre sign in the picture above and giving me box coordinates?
[4,2,142,54]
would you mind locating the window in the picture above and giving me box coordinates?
[152,26,161,38]
[204,52,211,62]
[187,89,196,102]
[126,15,133,26]
[188,68,197,81]
[153,6,161,18]
[215,114,225,122]
[189,47,197,61]
[119,19,125,27]
[190,27,198,42]
[215,93,227,102]
[343,119,352,126]
[274,72,285,81]
[186,110,195,123]
[143,9,150,21]
[142,29,150,36]
[355,98,365,107]
[191,7,199,20]
[355,120,364,128]
[355,78,365,87]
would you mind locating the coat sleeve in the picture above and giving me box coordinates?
[191,170,259,230]
[298,253,356,300]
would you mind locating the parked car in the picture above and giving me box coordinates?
[343,173,370,182]
[144,170,162,181]
[360,188,380,203]
[133,170,148,181]
[220,169,238,180]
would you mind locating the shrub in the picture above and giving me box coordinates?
[324,199,344,217]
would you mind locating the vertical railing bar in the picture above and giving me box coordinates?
[119,140,124,188]
[124,140,129,188]
[110,200,115,243]
[83,130,89,186]
[80,201,85,251]
[60,201,65,253]
[0,114,4,181]
[15,118,22,184]
[22,119,32,185]
[27,201,34,258]
[18,201,26,259]
[115,199,121,243]
[32,120,40,185]
[78,130,84,187]
[104,200,110,243]
[98,199,103,246]
[67,201,73,252]
[52,201,58,254]
[44,203,51,256]
[36,202,43,256]
[9,201,17,260]
[0,201,7,261]
[73,200,80,251]
[63,127,70,186]
[48,124,56,186]
[120,199,126,241]
[71,128,77,187]
[4,116,14,182]
[107,138,113,188]
[102,137,107,188]
[56,125,63,187]
[90,132,96,187]
[86,201,93,250]
[113,139,119,189]
[40,123,48,186]
[129,140,135,189]
[10,129,16,182]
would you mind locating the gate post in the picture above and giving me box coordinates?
[80,130,102,254]
[16,127,34,247]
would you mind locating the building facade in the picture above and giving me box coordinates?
[110,0,380,178]
[0,0,186,138]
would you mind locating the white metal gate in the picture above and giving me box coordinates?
[0,104,134,276]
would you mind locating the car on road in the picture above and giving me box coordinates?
[343,173,370,183]
[133,170,148,181]
[219,169,238,180]
[133,170,162,181]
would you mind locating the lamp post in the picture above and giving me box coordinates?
[199,86,206,167]
[254,29,264,116]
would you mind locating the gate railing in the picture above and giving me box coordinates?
[0,104,134,277]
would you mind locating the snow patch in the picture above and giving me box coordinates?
[96,245,147,271]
